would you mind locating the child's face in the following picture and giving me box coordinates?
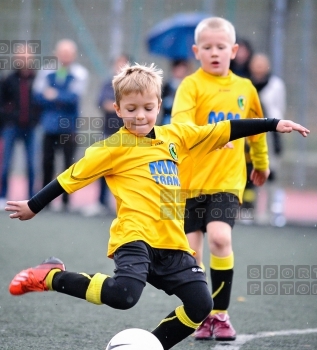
[192,28,238,76]
[114,91,161,136]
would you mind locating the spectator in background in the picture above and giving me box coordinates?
[33,39,89,211]
[230,38,256,214]
[229,37,253,78]
[160,59,191,125]
[0,73,4,198]
[0,48,40,209]
[81,53,130,217]
[249,53,287,227]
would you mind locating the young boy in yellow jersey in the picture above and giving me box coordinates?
[5,63,309,350]
[171,17,270,341]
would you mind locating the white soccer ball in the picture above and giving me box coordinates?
[105,328,164,350]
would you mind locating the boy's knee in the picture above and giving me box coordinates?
[101,276,144,310]
[188,291,213,323]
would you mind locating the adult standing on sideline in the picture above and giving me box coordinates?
[33,39,89,211]
[249,53,287,226]
[0,48,40,209]
[229,37,253,78]
[230,38,257,213]
[0,73,4,200]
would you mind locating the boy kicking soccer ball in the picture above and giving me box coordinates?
[6,63,309,350]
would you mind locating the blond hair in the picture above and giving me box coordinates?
[112,63,163,105]
[194,17,236,45]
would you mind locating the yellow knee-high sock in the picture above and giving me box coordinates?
[210,253,234,315]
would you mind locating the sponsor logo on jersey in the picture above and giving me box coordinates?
[238,95,246,111]
[149,160,180,186]
[208,111,241,124]
[169,143,178,161]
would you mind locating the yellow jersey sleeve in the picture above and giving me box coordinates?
[57,140,112,193]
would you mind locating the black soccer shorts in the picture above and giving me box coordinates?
[113,241,207,295]
[184,192,240,234]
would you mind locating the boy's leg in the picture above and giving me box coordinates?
[42,134,55,188]
[9,242,149,310]
[0,126,16,198]
[202,192,238,341]
[184,196,208,267]
[152,281,212,350]
[147,246,212,350]
[61,134,76,206]
[23,127,36,198]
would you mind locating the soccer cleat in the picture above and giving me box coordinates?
[194,314,213,340]
[9,257,65,296]
[210,313,236,341]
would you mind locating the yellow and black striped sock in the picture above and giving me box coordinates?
[48,270,108,304]
[152,305,201,349]
[45,269,61,290]
[210,253,234,314]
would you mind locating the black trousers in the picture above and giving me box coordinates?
[42,133,76,205]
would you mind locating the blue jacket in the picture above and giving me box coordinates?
[33,63,88,134]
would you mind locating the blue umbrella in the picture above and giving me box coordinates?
[146,12,210,59]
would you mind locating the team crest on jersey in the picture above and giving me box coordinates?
[237,96,246,111]
[169,143,178,161]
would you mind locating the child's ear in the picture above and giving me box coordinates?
[192,45,199,60]
[231,43,239,60]
[157,99,162,113]
[113,102,122,118]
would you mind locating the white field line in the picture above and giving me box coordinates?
[212,328,317,350]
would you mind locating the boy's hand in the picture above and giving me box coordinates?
[5,200,36,221]
[250,169,270,186]
[216,141,234,151]
[276,120,310,137]
[221,141,234,149]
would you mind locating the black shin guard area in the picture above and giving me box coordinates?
[152,311,193,350]
[53,271,90,300]
[211,268,234,310]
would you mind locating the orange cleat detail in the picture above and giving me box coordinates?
[9,257,65,296]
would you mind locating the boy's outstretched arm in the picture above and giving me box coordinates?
[5,179,65,221]
[229,118,310,141]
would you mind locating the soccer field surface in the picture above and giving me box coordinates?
[1,211,316,350]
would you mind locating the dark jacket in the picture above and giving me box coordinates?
[98,79,123,136]
[2,70,40,128]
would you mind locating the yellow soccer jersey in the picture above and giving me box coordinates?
[172,68,269,202]
[57,122,231,258]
